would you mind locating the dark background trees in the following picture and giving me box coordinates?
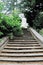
[23,0,43,28]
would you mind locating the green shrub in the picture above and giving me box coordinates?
[13,26,23,36]
[11,14,23,36]
[0,13,22,37]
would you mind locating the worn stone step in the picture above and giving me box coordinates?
[7,44,40,46]
[8,43,39,45]
[4,46,42,49]
[6,44,40,47]
[14,37,34,38]
[0,53,43,57]
[0,57,43,62]
[9,40,37,42]
[13,38,35,40]
[13,36,34,37]
[4,46,43,50]
[9,42,39,44]
[14,39,35,40]
[0,62,43,65]
[5,45,41,47]
[4,48,43,50]
[2,49,43,53]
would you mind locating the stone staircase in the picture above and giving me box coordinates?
[0,29,43,65]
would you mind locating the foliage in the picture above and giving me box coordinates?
[3,15,14,28]
[39,29,43,36]
[0,12,22,37]
[12,13,23,36]
[0,32,4,38]
[8,33,14,39]
[31,0,36,7]
[0,2,4,12]
[0,39,2,42]
[13,9,21,15]
[13,26,23,36]
[33,12,43,29]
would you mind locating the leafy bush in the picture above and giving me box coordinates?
[13,26,23,36]
[0,14,10,35]
[0,13,22,37]
[12,14,23,36]
[2,15,14,30]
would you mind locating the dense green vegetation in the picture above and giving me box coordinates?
[0,2,23,38]
[0,0,43,37]
[0,13,23,38]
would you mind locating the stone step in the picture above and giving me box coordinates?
[0,63,42,65]
[7,44,40,47]
[0,53,43,57]
[13,36,34,38]
[7,44,40,46]
[4,46,43,50]
[12,37,35,40]
[0,57,43,62]
[4,48,43,50]
[14,37,34,38]
[9,40,37,42]
[2,49,43,53]
[8,43,39,45]
[0,62,43,65]
[9,42,39,44]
